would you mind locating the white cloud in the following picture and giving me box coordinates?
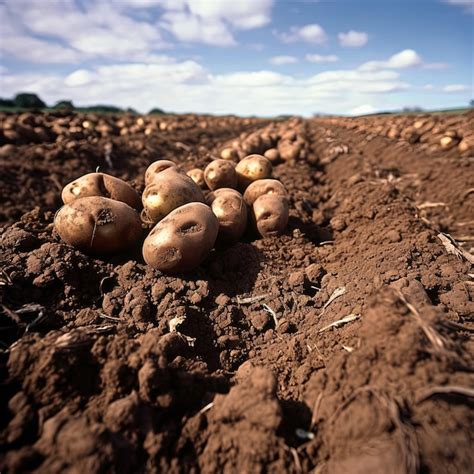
[0,0,170,63]
[0,35,82,64]
[160,11,236,45]
[64,70,96,87]
[277,24,327,44]
[269,55,298,65]
[359,49,424,71]
[360,50,449,72]
[184,0,273,29]
[443,0,474,13]
[423,84,435,90]
[306,54,339,63]
[214,71,290,87]
[0,57,413,118]
[338,30,368,47]
[442,84,470,92]
[306,69,409,94]
[0,0,274,63]
[158,0,274,45]
[350,104,376,115]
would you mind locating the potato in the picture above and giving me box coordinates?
[203,159,237,191]
[61,172,141,210]
[143,202,219,273]
[220,147,238,161]
[186,168,206,189]
[264,148,280,164]
[252,194,288,238]
[54,196,142,254]
[145,160,177,185]
[207,188,247,243]
[243,179,287,206]
[142,167,205,223]
[235,154,272,190]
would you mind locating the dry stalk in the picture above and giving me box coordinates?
[97,311,121,322]
[416,201,447,209]
[395,289,449,355]
[287,446,302,473]
[236,293,270,305]
[416,385,474,402]
[461,188,474,199]
[262,303,278,326]
[198,401,214,415]
[322,287,346,310]
[310,392,323,430]
[319,314,359,333]
[437,233,474,264]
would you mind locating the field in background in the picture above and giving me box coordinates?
[1,110,473,473]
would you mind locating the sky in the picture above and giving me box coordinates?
[0,0,473,116]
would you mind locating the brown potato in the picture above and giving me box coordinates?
[264,148,280,164]
[252,194,288,238]
[142,167,205,223]
[207,188,247,243]
[143,202,219,273]
[220,147,238,161]
[61,173,141,210]
[204,159,237,191]
[235,154,272,190]
[144,160,177,185]
[186,168,206,189]
[243,179,287,206]
[54,196,142,254]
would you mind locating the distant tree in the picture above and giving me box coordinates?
[402,106,424,113]
[470,99,474,108]
[82,105,122,113]
[53,100,74,110]
[0,97,15,107]
[14,92,46,109]
[148,107,165,115]
[126,107,138,114]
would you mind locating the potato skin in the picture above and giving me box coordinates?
[145,160,177,185]
[220,147,238,161]
[143,202,219,273]
[204,159,237,191]
[186,168,206,189]
[252,194,288,238]
[207,188,247,243]
[55,196,142,254]
[61,173,141,210]
[264,148,280,164]
[235,154,272,190]
[243,179,287,206]
[142,167,205,223]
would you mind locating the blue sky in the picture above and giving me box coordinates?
[0,0,472,116]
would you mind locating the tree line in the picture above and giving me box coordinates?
[0,92,165,115]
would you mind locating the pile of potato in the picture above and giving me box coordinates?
[0,112,265,146]
[321,113,473,155]
[219,118,308,164]
[54,153,289,274]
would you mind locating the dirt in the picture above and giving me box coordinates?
[1,111,473,473]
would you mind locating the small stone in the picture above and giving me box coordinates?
[250,311,271,331]
[386,230,401,243]
[215,294,230,306]
[288,271,305,289]
[330,216,347,231]
[305,263,324,284]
